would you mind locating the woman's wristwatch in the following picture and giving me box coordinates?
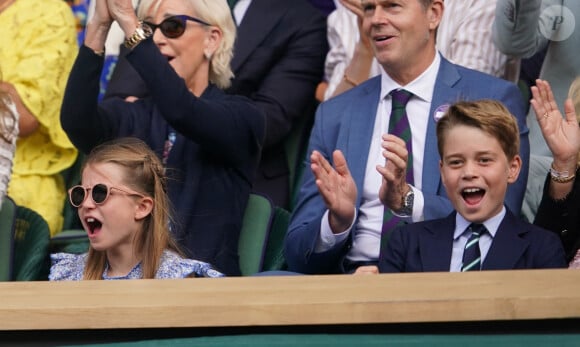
[124,21,153,49]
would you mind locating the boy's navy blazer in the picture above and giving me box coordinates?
[379,209,567,273]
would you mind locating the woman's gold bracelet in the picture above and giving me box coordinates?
[550,162,577,183]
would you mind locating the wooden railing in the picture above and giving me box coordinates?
[1,269,579,331]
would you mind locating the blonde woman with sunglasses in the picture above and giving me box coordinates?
[49,137,224,280]
[60,0,265,276]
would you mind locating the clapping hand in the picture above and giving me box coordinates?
[377,134,411,212]
[311,150,357,234]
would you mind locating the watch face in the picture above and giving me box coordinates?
[141,23,153,36]
[400,190,413,216]
[405,190,414,206]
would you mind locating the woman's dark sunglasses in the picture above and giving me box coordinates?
[68,184,145,207]
[144,15,210,39]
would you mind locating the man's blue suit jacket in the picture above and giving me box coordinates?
[285,57,529,274]
[379,209,567,272]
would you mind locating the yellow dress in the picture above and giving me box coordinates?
[0,0,78,235]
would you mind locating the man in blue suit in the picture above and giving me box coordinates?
[284,0,530,274]
[379,100,565,272]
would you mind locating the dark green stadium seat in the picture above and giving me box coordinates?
[12,205,51,281]
[238,193,275,276]
[262,206,290,271]
[50,229,89,255]
[0,196,17,281]
[0,197,51,281]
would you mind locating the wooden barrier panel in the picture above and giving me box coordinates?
[1,269,579,331]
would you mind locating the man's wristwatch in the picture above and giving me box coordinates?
[395,186,414,217]
[124,21,153,49]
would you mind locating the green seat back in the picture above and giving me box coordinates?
[284,104,315,211]
[263,206,290,271]
[0,196,17,281]
[13,206,50,281]
[238,193,274,276]
[50,229,89,255]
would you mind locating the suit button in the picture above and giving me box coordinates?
[561,229,568,236]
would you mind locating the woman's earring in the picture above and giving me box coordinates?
[204,51,212,60]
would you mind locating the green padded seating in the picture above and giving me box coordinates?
[284,110,314,211]
[238,193,275,276]
[0,197,51,281]
[50,229,89,255]
[262,206,290,271]
[0,196,17,281]
[12,205,51,281]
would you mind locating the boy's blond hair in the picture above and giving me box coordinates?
[436,99,520,160]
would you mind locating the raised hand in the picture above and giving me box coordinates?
[311,150,357,234]
[105,0,139,35]
[339,0,370,48]
[376,134,411,212]
[83,0,114,53]
[530,79,580,169]
[91,0,113,25]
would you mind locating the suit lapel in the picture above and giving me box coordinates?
[341,78,382,203]
[231,0,288,72]
[482,211,530,270]
[419,213,456,271]
[422,58,461,196]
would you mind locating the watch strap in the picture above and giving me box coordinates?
[124,21,152,49]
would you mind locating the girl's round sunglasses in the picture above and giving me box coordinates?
[144,15,210,39]
[68,184,145,207]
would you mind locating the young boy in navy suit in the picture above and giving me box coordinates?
[372,100,567,273]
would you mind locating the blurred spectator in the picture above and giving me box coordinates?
[494,0,580,158]
[493,0,580,222]
[0,68,19,209]
[0,0,78,235]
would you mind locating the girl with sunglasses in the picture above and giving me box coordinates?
[60,0,265,276]
[0,68,19,208]
[49,137,224,280]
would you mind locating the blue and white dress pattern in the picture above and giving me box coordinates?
[49,250,224,280]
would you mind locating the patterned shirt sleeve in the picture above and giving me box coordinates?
[155,250,225,279]
[49,253,87,281]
